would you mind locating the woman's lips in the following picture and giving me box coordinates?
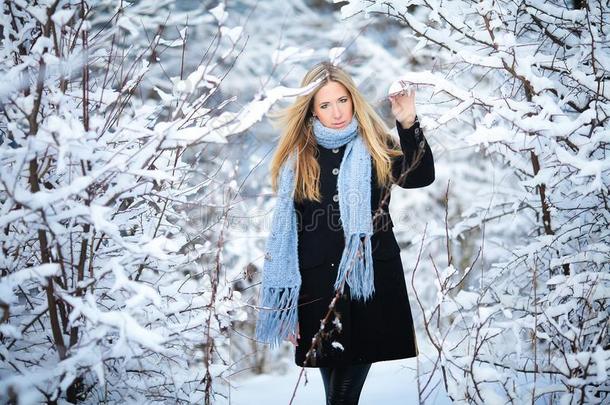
[333,121,346,128]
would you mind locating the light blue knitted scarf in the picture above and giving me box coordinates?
[256,117,375,347]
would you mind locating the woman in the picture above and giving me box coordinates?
[256,62,435,404]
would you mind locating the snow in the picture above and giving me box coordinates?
[328,47,346,65]
[20,2,47,24]
[223,358,452,405]
[220,26,243,44]
[1,0,608,403]
[51,9,75,26]
[331,341,344,351]
[0,263,60,306]
[117,15,140,37]
[209,3,228,24]
[272,47,314,65]
[30,35,53,55]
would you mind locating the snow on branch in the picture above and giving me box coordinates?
[342,0,610,403]
[0,1,259,403]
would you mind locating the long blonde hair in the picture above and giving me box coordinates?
[270,62,402,202]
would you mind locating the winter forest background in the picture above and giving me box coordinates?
[0,0,608,404]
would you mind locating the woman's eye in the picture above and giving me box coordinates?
[320,104,328,109]
[339,98,348,103]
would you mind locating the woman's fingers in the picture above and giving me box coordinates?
[389,90,415,109]
[396,88,415,100]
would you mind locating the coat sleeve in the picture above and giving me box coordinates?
[391,116,435,188]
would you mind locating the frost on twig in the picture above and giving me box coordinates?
[340,0,610,403]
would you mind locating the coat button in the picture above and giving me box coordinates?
[332,194,339,202]
[332,168,339,175]
[331,263,335,267]
[332,148,339,153]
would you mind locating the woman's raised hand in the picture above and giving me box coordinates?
[389,85,417,129]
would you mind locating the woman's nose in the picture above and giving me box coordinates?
[332,104,341,118]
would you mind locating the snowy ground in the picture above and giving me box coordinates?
[223,357,452,404]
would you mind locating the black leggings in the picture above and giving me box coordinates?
[319,363,372,405]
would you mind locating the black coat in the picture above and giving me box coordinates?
[294,118,435,368]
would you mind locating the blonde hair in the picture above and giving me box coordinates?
[270,62,402,202]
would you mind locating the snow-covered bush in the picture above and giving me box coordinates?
[0,1,264,403]
[339,0,610,403]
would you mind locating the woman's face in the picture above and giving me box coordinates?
[312,81,353,129]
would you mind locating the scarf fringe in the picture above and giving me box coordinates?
[334,233,375,301]
[255,286,299,348]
